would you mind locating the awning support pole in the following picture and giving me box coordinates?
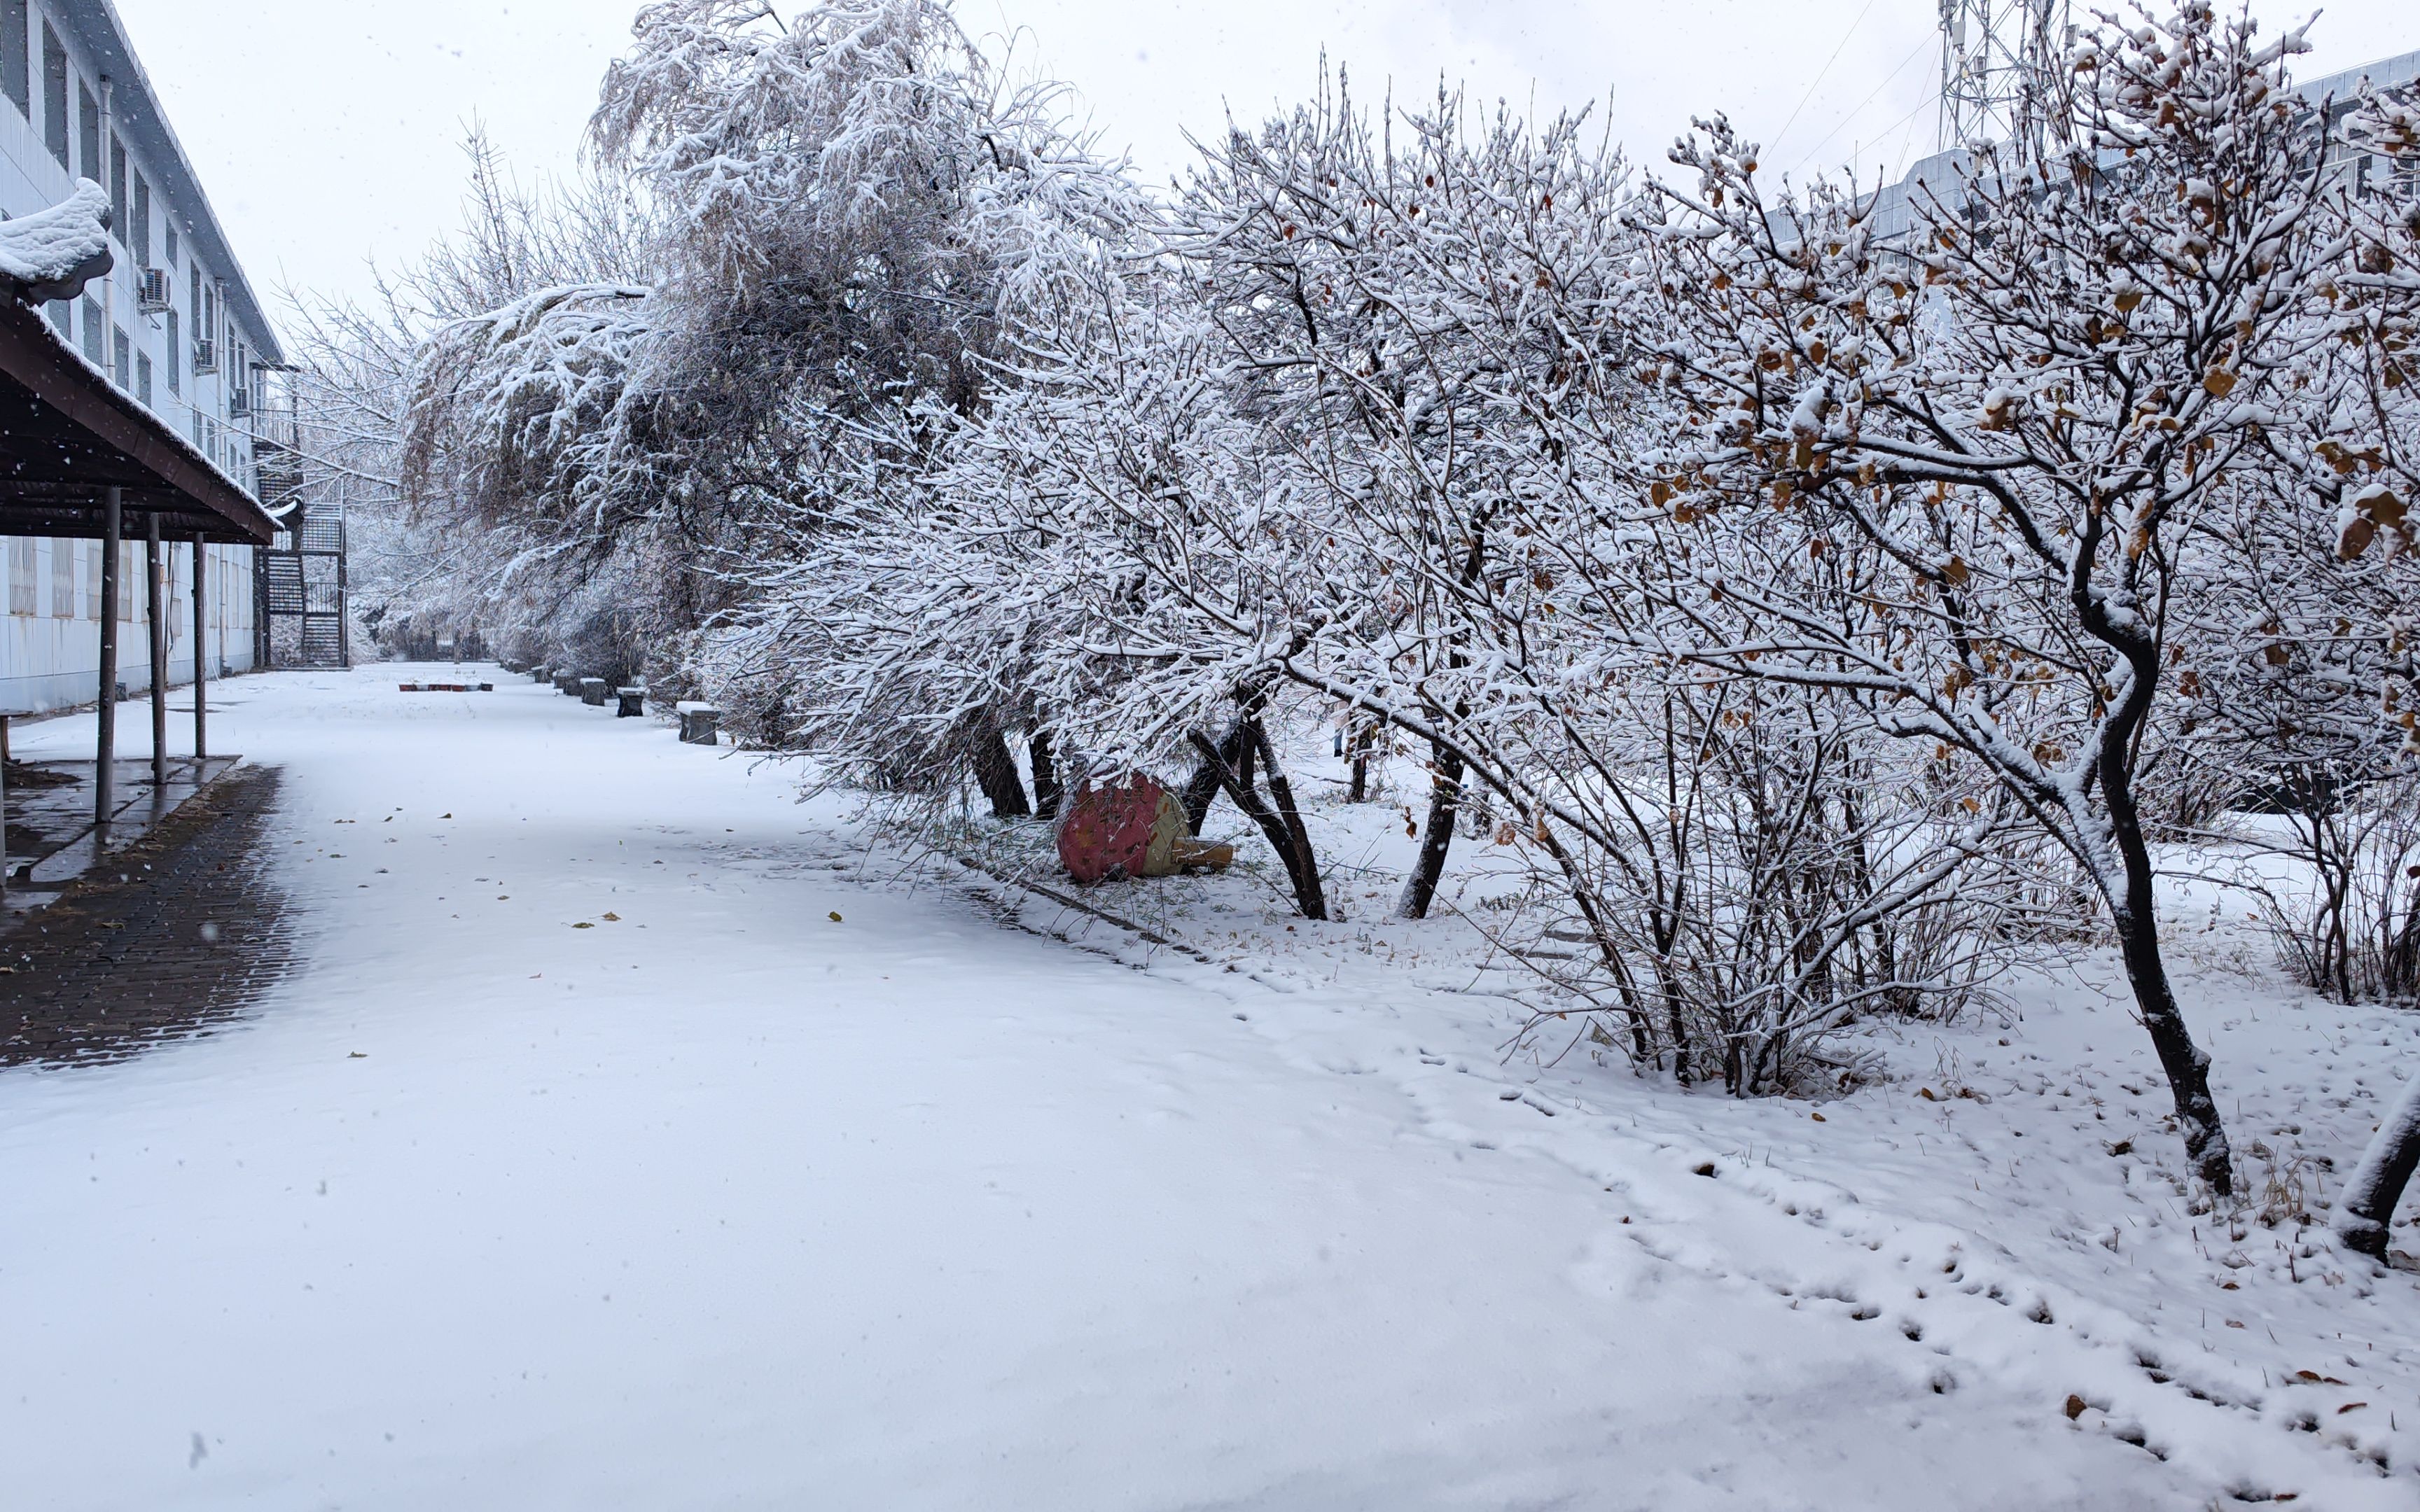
[192,533,207,762]
[95,488,120,830]
[147,514,166,791]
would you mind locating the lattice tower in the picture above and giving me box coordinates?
[1938,0,2071,154]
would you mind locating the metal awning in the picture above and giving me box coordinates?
[0,296,276,544]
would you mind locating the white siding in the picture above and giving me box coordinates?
[0,538,256,712]
[0,2,273,714]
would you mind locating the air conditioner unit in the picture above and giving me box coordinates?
[137,267,172,313]
[192,338,216,374]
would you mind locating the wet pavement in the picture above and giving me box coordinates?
[0,765,291,1067]
[4,756,246,912]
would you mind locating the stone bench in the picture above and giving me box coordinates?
[616,687,646,718]
[555,671,583,696]
[676,701,720,746]
[579,677,609,707]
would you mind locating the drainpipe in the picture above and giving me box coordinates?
[192,533,207,760]
[96,489,120,829]
[146,513,165,789]
[98,77,113,385]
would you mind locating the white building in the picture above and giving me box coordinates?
[0,0,280,713]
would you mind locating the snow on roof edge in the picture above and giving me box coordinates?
[17,291,279,522]
[64,0,285,368]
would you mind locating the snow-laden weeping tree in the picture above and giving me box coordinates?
[284,131,660,668]
[585,0,1146,776]
[1618,4,2420,1191]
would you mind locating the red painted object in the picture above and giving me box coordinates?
[1057,777,1171,883]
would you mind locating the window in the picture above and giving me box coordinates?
[50,534,72,617]
[46,298,67,337]
[136,350,151,407]
[8,538,33,615]
[166,309,179,394]
[132,174,149,265]
[112,323,128,388]
[1,1,27,119]
[78,295,100,364]
[109,135,125,244]
[76,80,95,184]
[166,224,178,269]
[40,23,62,167]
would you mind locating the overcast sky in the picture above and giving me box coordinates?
[112,0,2412,316]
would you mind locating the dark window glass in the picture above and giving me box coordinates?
[76,80,96,184]
[46,297,67,337]
[1,1,27,118]
[112,323,128,387]
[40,23,64,165]
[109,136,125,245]
[166,223,177,269]
[166,309,179,394]
[136,351,151,407]
[79,295,101,364]
[132,174,148,265]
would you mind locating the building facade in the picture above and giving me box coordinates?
[0,0,279,713]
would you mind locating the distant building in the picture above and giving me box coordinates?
[0,0,281,713]
[1870,45,2420,244]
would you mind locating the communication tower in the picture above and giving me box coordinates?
[1937,0,2071,153]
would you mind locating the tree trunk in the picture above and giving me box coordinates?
[2089,626,2234,1198]
[1029,731,1062,820]
[968,723,1030,819]
[1182,720,1246,834]
[1397,741,1463,919]
[1246,718,1326,920]
[1188,725,1326,920]
[1347,722,1377,803]
[2337,1072,2420,1259]
[2109,817,2235,1197]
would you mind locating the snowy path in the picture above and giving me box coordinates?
[0,670,2357,1508]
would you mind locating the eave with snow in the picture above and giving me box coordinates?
[0,185,272,542]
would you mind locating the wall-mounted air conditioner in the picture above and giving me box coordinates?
[137,268,172,313]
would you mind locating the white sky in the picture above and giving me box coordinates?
[112,0,2414,315]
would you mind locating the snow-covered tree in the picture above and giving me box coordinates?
[1623,5,2374,1189]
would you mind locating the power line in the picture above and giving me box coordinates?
[1768,0,1881,160]
[1788,30,1940,177]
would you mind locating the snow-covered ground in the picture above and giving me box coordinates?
[3,666,2414,1509]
